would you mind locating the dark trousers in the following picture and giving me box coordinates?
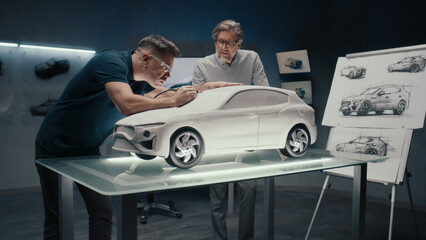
[35,141,113,240]
[210,180,257,240]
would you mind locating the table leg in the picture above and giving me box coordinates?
[352,163,367,240]
[228,182,234,215]
[59,175,74,240]
[117,194,138,240]
[264,177,274,240]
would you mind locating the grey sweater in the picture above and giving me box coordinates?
[192,49,269,86]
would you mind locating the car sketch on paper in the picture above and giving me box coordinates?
[340,65,366,79]
[339,84,410,116]
[387,56,425,73]
[336,136,393,156]
[285,58,302,69]
[113,85,317,168]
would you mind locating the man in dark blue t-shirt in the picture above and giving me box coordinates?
[35,35,238,240]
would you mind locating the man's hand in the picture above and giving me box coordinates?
[172,85,198,107]
[196,81,243,92]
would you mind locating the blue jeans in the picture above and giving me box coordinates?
[35,141,113,240]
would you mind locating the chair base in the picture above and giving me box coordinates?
[137,194,183,224]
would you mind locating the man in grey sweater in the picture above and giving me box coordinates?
[192,20,269,240]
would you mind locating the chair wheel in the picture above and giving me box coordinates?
[140,216,147,224]
[176,212,183,218]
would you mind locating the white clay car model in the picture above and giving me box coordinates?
[113,85,317,168]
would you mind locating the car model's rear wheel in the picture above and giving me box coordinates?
[409,64,420,73]
[357,101,371,116]
[280,126,310,158]
[166,130,204,168]
[393,100,407,115]
[365,149,378,155]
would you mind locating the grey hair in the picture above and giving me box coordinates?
[212,20,244,42]
[136,35,180,57]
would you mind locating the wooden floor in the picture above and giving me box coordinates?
[1,185,425,240]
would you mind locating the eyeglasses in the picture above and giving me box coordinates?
[149,54,172,73]
[215,40,237,48]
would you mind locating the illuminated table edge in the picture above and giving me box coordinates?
[35,149,388,196]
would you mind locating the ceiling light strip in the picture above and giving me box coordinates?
[0,42,19,47]
[19,44,95,54]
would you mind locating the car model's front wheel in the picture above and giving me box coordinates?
[280,126,310,158]
[166,130,204,168]
[349,71,354,79]
[393,100,407,115]
[357,101,371,116]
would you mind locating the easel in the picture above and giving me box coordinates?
[312,44,426,239]
[305,168,420,240]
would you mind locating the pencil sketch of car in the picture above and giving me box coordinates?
[113,85,317,168]
[387,56,425,73]
[340,65,366,79]
[336,136,390,156]
[285,58,302,69]
[339,84,410,116]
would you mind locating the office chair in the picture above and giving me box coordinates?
[100,135,183,224]
[126,159,182,224]
[137,193,182,224]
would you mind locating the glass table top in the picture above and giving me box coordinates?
[36,149,387,196]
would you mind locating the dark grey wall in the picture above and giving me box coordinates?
[0,0,424,208]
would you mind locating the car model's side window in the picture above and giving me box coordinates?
[222,90,263,109]
[222,90,289,110]
[263,90,289,106]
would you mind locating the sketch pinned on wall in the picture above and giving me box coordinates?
[322,48,426,129]
[325,127,412,184]
[281,80,312,104]
[161,57,202,89]
[276,49,311,74]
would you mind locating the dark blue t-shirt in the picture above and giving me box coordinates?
[36,50,154,156]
